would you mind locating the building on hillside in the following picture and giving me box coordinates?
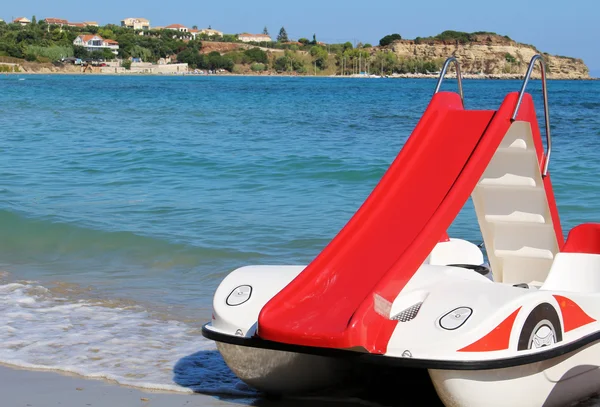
[190,28,223,40]
[13,17,31,25]
[73,34,119,56]
[200,28,223,37]
[121,17,150,30]
[68,22,86,28]
[165,24,188,32]
[84,21,99,27]
[44,18,69,26]
[237,33,272,43]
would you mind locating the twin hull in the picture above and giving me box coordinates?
[205,259,600,406]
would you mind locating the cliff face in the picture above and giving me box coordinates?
[388,35,589,79]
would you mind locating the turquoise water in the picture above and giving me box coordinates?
[0,74,599,403]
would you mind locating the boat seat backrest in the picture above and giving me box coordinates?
[542,252,600,293]
[541,224,600,293]
[562,223,600,254]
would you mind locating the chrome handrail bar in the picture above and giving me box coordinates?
[434,57,464,107]
[511,54,551,177]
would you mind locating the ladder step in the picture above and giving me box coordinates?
[499,122,536,150]
[495,247,555,260]
[486,212,546,224]
[496,146,536,155]
[504,138,528,150]
[479,174,537,187]
[493,223,558,261]
[479,147,542,187]
[475,186,550,224]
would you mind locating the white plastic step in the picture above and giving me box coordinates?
[503,138,528,150]
[486,212,546,224]
[478,148,541,188]
[499,122,535,150]
[501,257,555,285]
[476,186,549,224]
[493,223,558,260]
[479,174,537,187]
[495,247,554,260]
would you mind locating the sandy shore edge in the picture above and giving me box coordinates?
[0,364,234,407]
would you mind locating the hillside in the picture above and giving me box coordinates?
[0,21,590,78]
[384,32,589,79]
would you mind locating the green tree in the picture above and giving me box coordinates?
[263,26,269,35]
[298,37,309,45]
[372,50,398,74]
[277,26,288,42]
[379,33,402,46]
[192,25,198,30]
[122,59,132,69]
[244,47,267,64]
[310,45,328,69]
[273,50,304,72]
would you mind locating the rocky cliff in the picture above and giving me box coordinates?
[387,34,589,79]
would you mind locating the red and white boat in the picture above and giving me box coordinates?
[202,55,600,407]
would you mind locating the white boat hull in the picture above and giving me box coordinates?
[216,341,350,395]
[430,340,600,407]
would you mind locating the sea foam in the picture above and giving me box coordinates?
[0,280,255,396]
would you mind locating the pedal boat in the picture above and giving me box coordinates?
[202,55,600,407]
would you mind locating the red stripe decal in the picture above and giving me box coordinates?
[458,308,521,352]
[554,295,596,333]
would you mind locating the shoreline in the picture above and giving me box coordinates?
[0,364,236,407]
[2,70,597,80]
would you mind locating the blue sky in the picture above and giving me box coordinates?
[3,0,598,76]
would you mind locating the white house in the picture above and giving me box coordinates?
[164,24,188,32]
[121,17,150,30]
[238,33,272,43]
[190,27,224,39]
[73,34,119,56]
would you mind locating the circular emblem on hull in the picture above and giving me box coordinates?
[439,307,473,330]
[226,285,252,306]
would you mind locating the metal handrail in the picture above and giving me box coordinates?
[434,57,464,107]
[511,54,551,177]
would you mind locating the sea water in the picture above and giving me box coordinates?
[0,74,599,405]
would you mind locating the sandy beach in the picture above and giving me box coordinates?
[0,365,236,407]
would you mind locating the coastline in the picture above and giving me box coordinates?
[3,71,598,80]
[0,364,235,407]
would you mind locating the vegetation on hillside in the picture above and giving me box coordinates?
[0,20,571,76]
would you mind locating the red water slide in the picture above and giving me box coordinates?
[257,91,560,354]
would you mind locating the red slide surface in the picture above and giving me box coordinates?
[258,91,559,353]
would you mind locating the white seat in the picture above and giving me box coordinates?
[541,252,600,293]
[425,238,484,267]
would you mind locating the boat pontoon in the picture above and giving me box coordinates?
[202,55,600,407]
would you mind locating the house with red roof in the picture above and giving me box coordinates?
[164,24,188,33]
[44,18,69,26]
[13,17,31,26]
[73,34,119,56]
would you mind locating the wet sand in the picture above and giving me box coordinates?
[0,365,236,407]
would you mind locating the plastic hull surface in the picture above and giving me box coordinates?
[216,341,349,395]
[430,341,600,407]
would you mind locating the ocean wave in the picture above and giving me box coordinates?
[0,278,255,395]
[0,209,263,268]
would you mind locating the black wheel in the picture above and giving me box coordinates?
[517,303,562,351]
